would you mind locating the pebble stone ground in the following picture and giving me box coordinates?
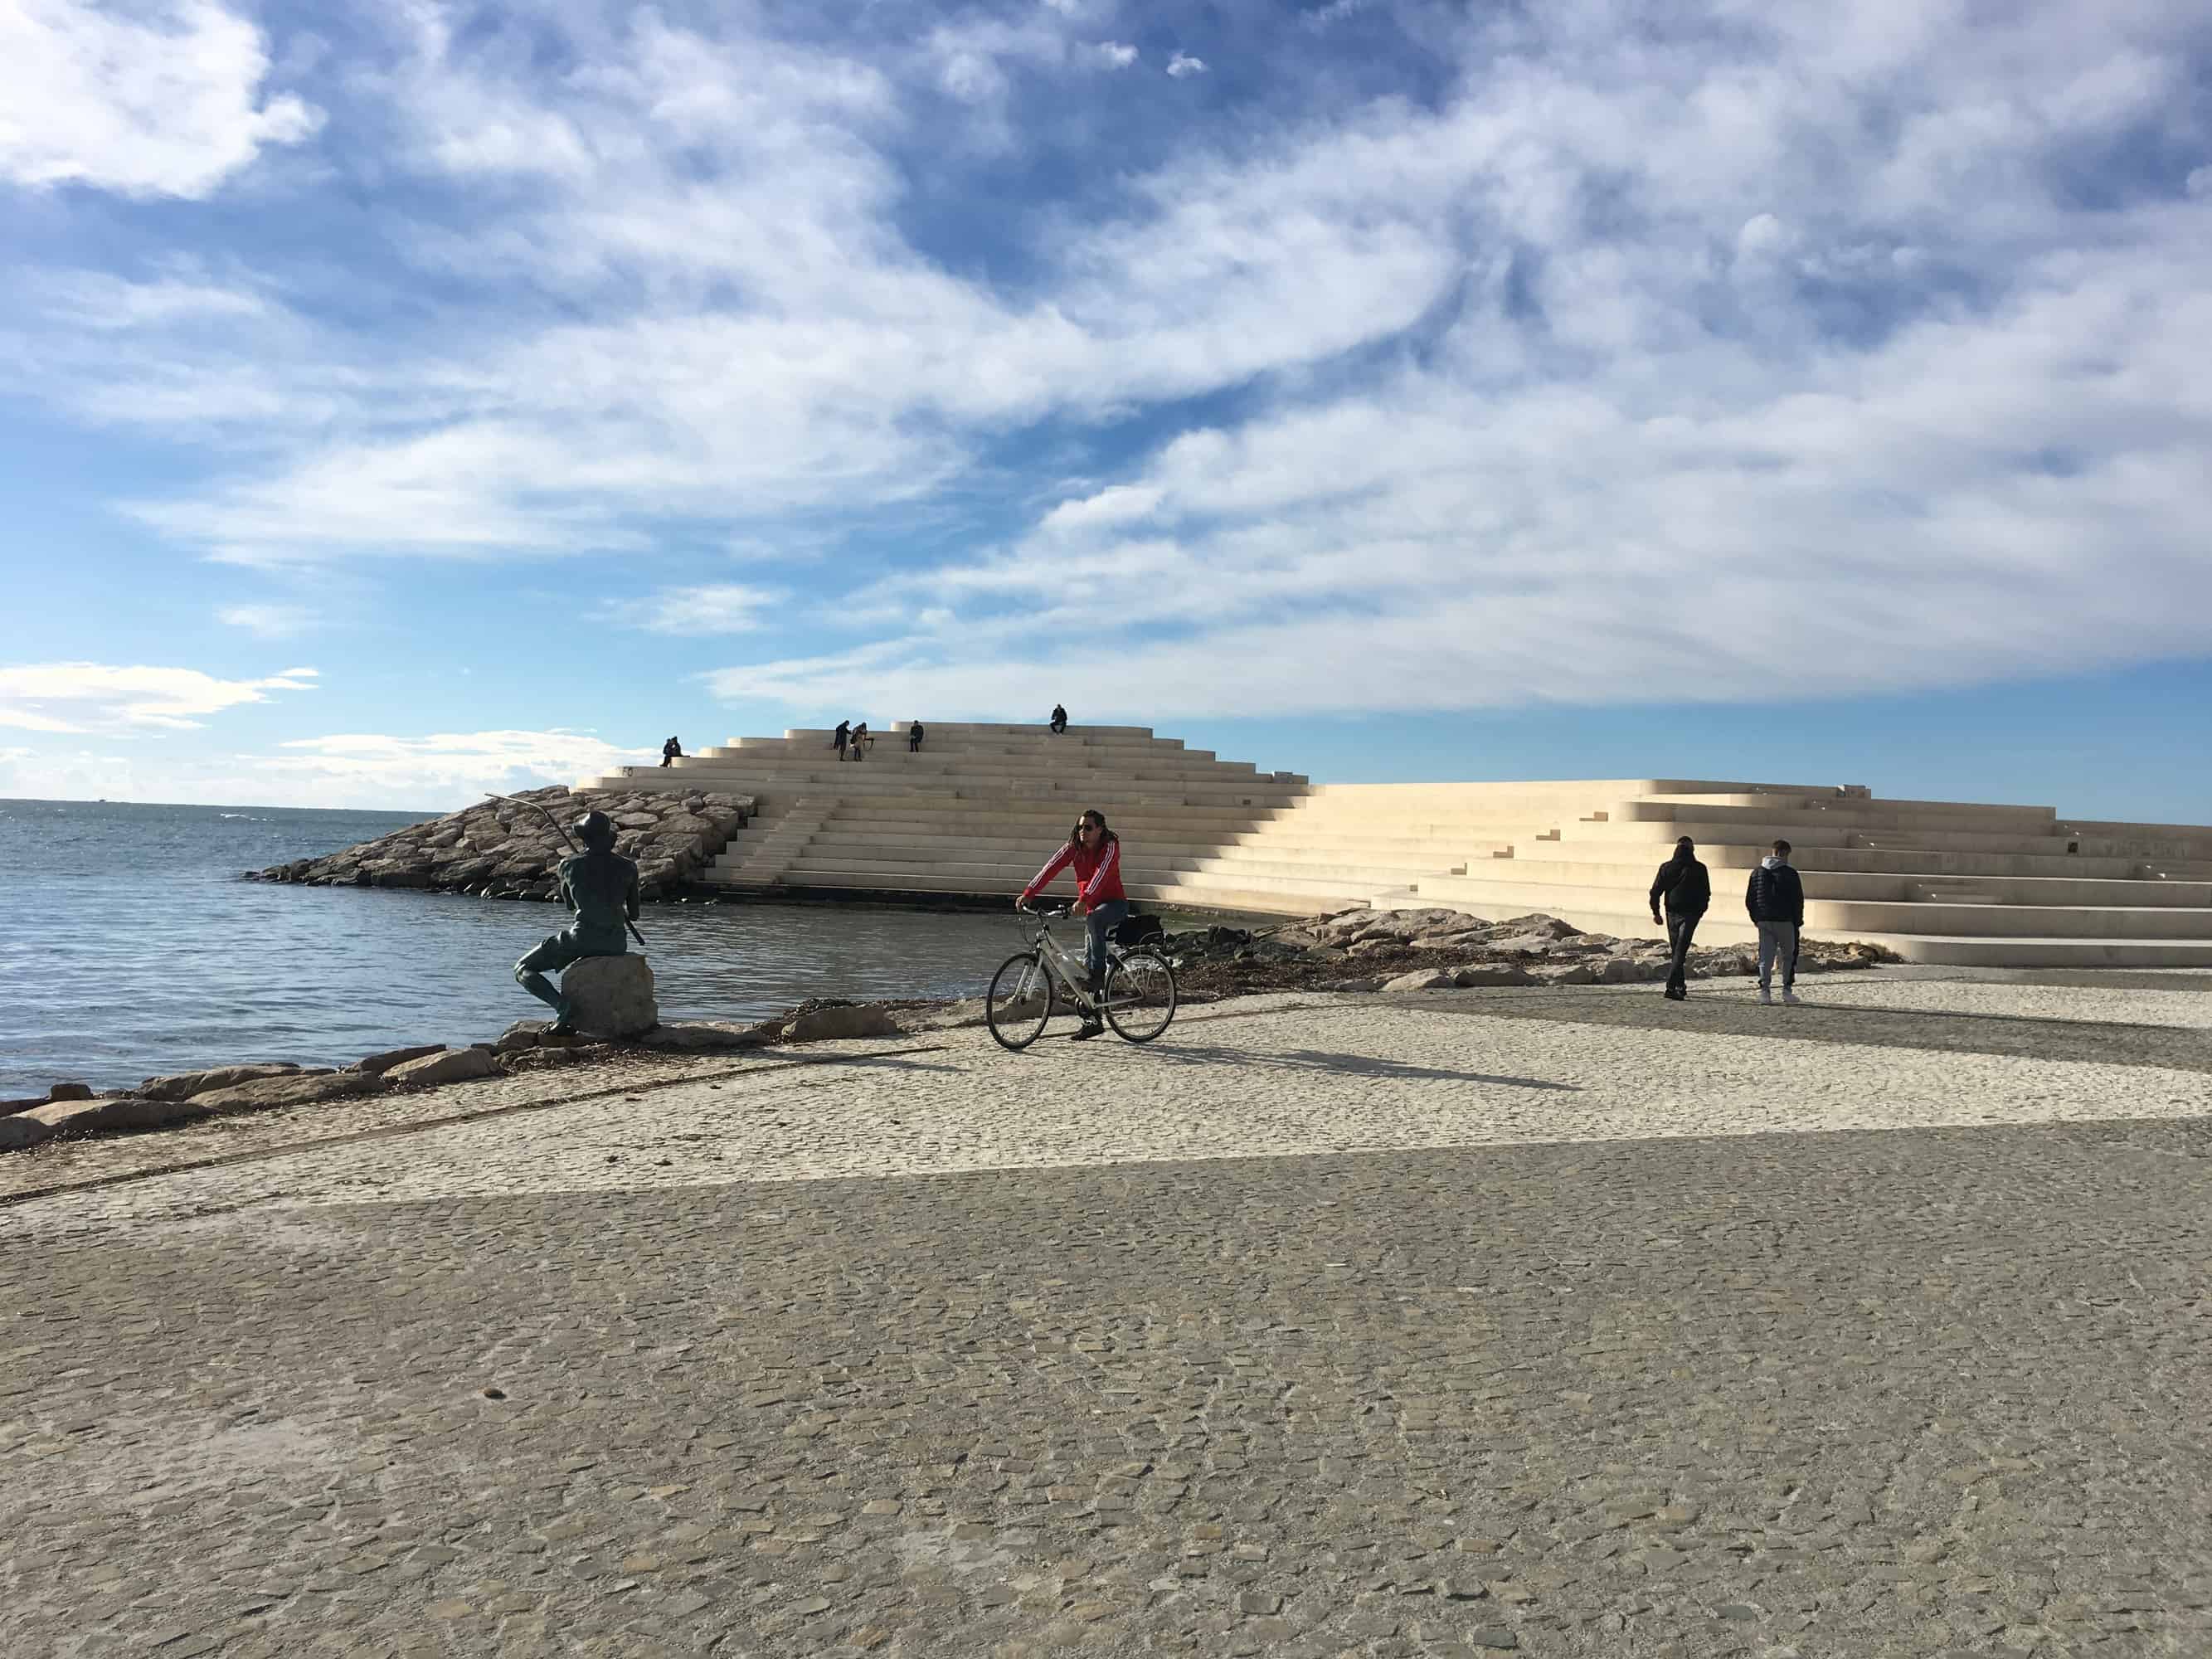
[4,968,2209,1658]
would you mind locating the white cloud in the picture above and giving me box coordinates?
[1301,0,1371,27]
[1166,53,1208,78]
[0,729,644,810]
[598,583,781,635]
[11,0,2212,726]
[260,730,646,801]
[80,12,1463,567]
[0,664,317,733]
[0,0,322,198]
[1038,484,1164,533]
[217,603,316,639]
[1091,41,1139,70]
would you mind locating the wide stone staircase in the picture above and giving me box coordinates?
[580,721,1314,912]
[579,736,2212,966]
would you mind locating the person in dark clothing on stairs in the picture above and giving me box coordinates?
[1648,835,1711,1000]
[1746,839,1807,1005]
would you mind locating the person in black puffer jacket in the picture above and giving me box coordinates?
[1648,836,1710,1001]
[1744,839,1806,1005]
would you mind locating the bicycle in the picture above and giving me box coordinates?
[986,902,1178,1050]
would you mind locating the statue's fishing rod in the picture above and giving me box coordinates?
[486,793,649,948]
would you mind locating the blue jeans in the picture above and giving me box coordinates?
[1084,900,1130,987]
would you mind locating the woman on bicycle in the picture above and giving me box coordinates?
[1017,808,1127,1040]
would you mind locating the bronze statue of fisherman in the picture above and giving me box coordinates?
[513,809,642,1034]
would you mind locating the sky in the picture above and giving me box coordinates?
[2,0,2208,820]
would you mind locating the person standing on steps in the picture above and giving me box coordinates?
[1016,808,1127,1042]
[907,721,926,752]
[1746,838,1806,1005]
[1648,835,1710,1001]
[1049,703,1068,735]
[832,719,850,761]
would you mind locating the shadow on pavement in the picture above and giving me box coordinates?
[1137,1041,1579,1091]
[1391,988,2212,1073]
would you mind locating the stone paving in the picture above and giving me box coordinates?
[4,968,2210,1657]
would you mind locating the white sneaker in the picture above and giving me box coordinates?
[1782,990,1801,1005]
[1757,989,1774,1005]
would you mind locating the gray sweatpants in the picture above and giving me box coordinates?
[1756,920,1799,991]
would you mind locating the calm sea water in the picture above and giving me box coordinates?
[0,798,1179,1098]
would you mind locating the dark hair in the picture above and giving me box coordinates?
[1675,835,1694,850]
[1068,809,1118,849]
[1772,839,1791,855]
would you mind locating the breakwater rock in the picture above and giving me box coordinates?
[5,994,909,1155]
[1159,906,1895,997]
[246,785,756,902]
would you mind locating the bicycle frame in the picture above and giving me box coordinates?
[1017,907,1096,1000]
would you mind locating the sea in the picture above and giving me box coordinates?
[0,797,1165,1099]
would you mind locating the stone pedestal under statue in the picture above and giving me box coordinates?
[561,955,658,1038]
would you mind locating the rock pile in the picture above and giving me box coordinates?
[246,785,756,902]
[5,991,911,1154]
[1160,906,1894,996]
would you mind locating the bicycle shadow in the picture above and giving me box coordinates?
[1132,1041,1579,1091]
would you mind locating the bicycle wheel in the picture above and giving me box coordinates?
[1101,950,1177,1043]
[986,952,1055,1051]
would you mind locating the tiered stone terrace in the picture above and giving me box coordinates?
[581,726,2212,967]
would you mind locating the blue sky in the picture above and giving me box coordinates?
[2,0,2209,820]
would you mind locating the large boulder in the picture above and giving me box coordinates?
[638,1021,773,1053]
[563,954,658,1038]
[781,1002,902,1041]
[1,1116,56,1152]
[188,1070,386,1117]
[1453,964,1538,987]
[141,1061,306,1102]
[347,1044,446,1077]
[23,1095,207,1137]
[1382,968,1457,993]
[386,1047,499,1087]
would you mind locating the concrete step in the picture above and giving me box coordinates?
[1805,901,2212,940]
[1558,819,2101,856]
[1636,792,2059,825]
[1187,852,1464,883]
[1432,856,2212,909]
[1508,839,2194,881]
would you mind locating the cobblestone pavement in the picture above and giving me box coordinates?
[5,971,2210,1657]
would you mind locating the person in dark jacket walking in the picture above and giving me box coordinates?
[832,719,850,761]
[1648,835,1710,1000]
[1745,839,1806,1005]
